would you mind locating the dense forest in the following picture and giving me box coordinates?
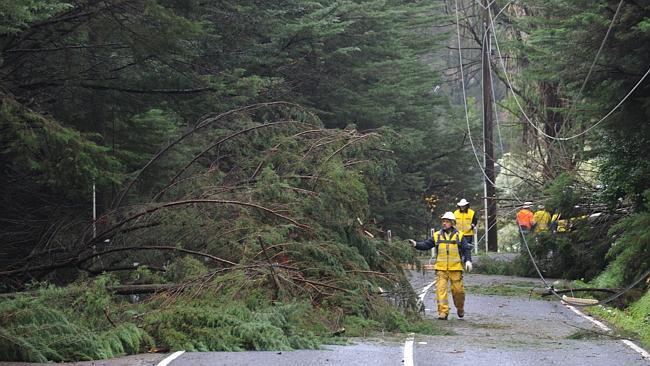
[0,0,648,362]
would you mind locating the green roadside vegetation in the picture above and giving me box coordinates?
[2,0,650,362]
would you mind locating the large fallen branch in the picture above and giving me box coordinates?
[0,106,400,310]
[0,283,181,299]
[538,287,620,296]
[155,120,317,201]
[87,199,310,248]
[107,284,182,295]
[113,101,303,208]
[79,245,238,267]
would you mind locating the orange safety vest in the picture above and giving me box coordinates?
[516,209,534,229]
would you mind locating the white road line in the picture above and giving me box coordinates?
[621,340,650,360]
[563,302,650,360]
[403,333,415,366]
[405,279,436,366]
[157,350,185,366]
[418,279,436,303]
[563,303,611,332]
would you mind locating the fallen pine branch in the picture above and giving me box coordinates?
[114,101,304,208]
[87,199,311,248]
[0,283,182,299]
[538,287,620,296]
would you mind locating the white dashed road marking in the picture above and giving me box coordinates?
[405,279,437,366]
[157,350,185,366]
[403,334,415,366]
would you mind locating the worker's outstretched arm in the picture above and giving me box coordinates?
[408,237,435,251]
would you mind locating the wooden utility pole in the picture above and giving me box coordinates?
[482,0,498,251]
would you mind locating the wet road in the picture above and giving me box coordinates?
[164,272,649,366]
[407,272,649,366]
[171,342,404,366]
[11,273,647,366]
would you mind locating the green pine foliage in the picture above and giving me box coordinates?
[592,190,650,288]
[0,96,121,195]
[143,300,320,352]
[0,281,153,362]
[485,3,649,329]
[0,0,484,271]
[0,255,430,362]
[0,114,435,361]
[0,0,72,34]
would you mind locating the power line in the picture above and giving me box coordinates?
[518,225,650,307]
[488,6,650,142]
[473,0,497,10]
[474,205,519,246]
[455,0,525,232]
[483,28,528,205]
[574,0,625,105]
[492,0,512,21]
[454,0,497,188]
[488,33,505,153]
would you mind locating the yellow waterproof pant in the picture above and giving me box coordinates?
[435,270,465,317]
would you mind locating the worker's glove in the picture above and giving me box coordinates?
[470,224,476,229]
[465,261,473,272]
[407,239,417,247]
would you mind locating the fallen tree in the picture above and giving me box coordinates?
[0,103,432,362]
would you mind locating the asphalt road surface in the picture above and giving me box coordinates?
[165,272,650,365]
[406,272,649,366]
[8,272,648,366]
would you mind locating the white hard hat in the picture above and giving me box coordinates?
[457,198,469,206]
[523,201,533,208]
[441,212,456,221]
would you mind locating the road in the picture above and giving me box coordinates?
[7,272,648,366]
[164,272,650,365]
[406,272,649,366]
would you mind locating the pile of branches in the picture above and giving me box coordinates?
[1,102,418,310]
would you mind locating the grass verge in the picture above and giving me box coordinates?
[584,290,650,349]
[466,283,545,299]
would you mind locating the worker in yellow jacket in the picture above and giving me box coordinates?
[454,198,478,247]
[408,212,473,320]
[532,205,551,233]
[550,213,568,233]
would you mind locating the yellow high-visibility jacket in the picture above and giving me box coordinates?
[454,208,477,236]
[533,210,551,232]
[551,213,567,232]
[433,230,465,271]
[414,229,471,271]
